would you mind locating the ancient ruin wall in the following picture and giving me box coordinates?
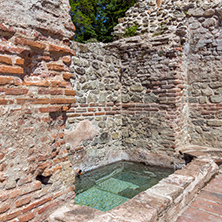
[114,0,222,149]
[0,0,77,221]
[67,0,222,171]
[0,0,222,221]
[186,5,222,147]
[65,42,124,171]
[67,38,188,170]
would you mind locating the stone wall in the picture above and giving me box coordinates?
[186,4,222,147]
[65,42,124,171]
[0,0,76,221]
[114,0,222,149]
[112,36,188,155]
[67,0,222,172]
[67,37,188,170]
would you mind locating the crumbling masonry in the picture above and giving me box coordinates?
[0,0,221,221]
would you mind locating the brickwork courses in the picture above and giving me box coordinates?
[0,0,77,221]
[0,0,222,221]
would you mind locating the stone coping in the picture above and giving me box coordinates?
[48,156,218,222]
[179,145,222,166]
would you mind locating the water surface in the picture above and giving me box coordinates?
[74,161,173,212]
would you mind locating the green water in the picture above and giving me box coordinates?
[74,161,173,212]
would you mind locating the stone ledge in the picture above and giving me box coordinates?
[179,145,222,166]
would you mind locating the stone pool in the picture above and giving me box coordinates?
[74,161,173,212]
[49,156,218,222]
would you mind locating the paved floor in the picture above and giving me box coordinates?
[176,172,222,222]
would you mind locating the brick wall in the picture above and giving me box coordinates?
[0,0,76,221]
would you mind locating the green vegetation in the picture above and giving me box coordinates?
[69,0,137,43]
[124,24,139,37]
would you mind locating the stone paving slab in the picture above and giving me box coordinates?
[176,173,222,222]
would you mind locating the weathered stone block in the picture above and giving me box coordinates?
[209,95,222,103]
[207,120,222,127]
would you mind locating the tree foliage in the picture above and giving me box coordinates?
[69,0,137,43]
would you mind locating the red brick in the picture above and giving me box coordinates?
[95,112,105,116]
[0,23,15,33]
[82,113,94,116]
[15,58,25,66]
[0,55,12,65]
[65,89,76,96]
[88,108,96,112]
[0,76,14,85]
[0,65,24,74]
[24,81,50,87]
[0,152,5,160]
[107,102,114,106]
[62,106,70,111]
[15,37,46,50]
[199,190,222,204]
[0,193,8,202]
[0,88,28,95]
[176,215,193,222]
[0,172,5,182]
[122,103,136,108]
[204,177,222,193]
[38,201,59,215]
[23,196,52,214]
[191,197,222,216]
[21,181,42,196]
[0,204,10,213]
[16,196,31,208]
[39,106,63,113]
[51,98,76,104]
[63,72,73,81]
[144,107,159,111]
[17,98,50,105]
[18,211,35,222]
[180,207,222,222]
[43,166,62,177]
[36,162,49,172]
[9,189,22,199]
[0,45,25,55]
[38,89,63,95]
[0,210,21,222]
[62,56,71,64]
[67,113,81,117]
[53,156,68,165]
[49,44,75,56]
[0,99,13,105]
[47,63,67,71]
[50,81,69,88]
[40,55,52,62]
[80,104,88,107]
